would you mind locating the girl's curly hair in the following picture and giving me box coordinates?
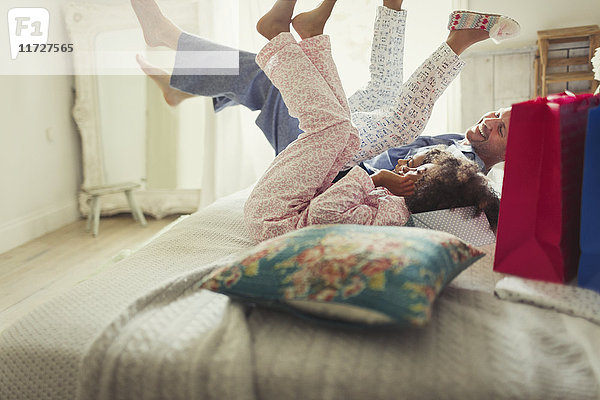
[404,148,500,230]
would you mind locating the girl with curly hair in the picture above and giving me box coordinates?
[401,148,500,230]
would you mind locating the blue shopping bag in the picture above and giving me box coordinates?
[578,104,600,292]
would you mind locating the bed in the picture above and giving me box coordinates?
[1,186,599,400]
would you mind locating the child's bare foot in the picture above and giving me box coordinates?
[131,0,182,49]
[446,29,490,55]
[291,0,337,40]
[136,54,193,106]
[256,0,297,40]
[383,0,403,12]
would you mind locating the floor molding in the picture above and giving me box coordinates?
[0,201,81,254]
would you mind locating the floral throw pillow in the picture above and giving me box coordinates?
[196,224,484,327]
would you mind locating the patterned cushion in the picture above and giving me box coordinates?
[196,224,484,327]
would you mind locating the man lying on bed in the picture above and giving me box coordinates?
[131,0,516,178]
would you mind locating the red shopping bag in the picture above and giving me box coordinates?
[494,93,600,283]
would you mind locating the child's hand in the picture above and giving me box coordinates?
[371,169,415,197]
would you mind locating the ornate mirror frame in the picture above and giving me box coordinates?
[65,0,201,219]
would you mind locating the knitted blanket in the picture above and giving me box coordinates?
[1,188,599,400]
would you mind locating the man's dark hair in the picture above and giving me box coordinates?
[405,149,500,230]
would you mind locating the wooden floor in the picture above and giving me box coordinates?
[0,214,182,332]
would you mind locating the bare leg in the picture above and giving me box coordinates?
[291,0,337,39]
[256,0,297,41]
[130,0,182,49]
[445,29,490,55]
[136,54,193,106]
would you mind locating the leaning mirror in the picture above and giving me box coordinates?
[65,0,203,219]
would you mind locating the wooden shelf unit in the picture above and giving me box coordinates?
[534,25,600,97]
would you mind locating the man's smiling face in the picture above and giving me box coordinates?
[464,107,512,169]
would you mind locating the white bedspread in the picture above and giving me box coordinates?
[1,188,599,400]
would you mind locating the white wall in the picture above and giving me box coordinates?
[0,74,81,254]
[0,1,81,254]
